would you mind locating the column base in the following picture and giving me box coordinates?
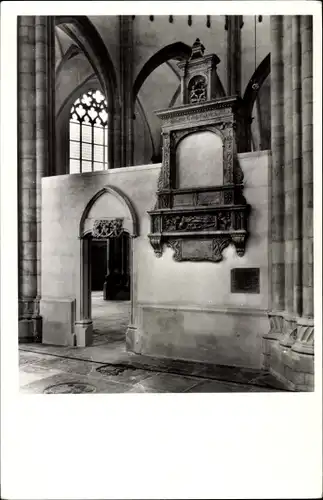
[263,313,314,391]
[126,325,142,353]
[74,320,93,347]
[19,317,42,343]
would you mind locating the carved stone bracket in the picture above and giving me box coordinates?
[149,234,163,258]
[92,218,124,239]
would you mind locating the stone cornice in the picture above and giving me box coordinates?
[155,95,242,121]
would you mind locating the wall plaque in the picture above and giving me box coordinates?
[231,268,260,294]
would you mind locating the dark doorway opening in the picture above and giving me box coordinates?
[90,232,131,348]
[91,232,130,300]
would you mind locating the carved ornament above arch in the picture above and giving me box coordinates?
[79,185,139,239]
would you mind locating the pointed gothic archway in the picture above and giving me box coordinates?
[75,186,139,347]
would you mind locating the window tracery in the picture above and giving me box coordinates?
[69,89,109,174]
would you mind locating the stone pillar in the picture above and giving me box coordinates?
[290,15,314,383]
[291,16,303,316]
[18,16,55,342]
[283,17,294,316]
[75,236,93,347]
[18,16,40,341]
[35,16,48,298]
[301,16,313,319]
[226,16,243,96]
[269,16,285,313]
[119,15,134,167]
[264,15,314,390]
[46,16,56,177]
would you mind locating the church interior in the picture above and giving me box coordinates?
[17,14,314,393]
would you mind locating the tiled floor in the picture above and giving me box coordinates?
[19,293,286,394]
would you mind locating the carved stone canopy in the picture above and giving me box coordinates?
[177,38,221,105]
[148,40,250,263]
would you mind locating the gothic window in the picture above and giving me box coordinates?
[69,89,109,174]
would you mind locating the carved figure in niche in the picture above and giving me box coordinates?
[215,212,231,230]
[188,75,207,104]
[152,216,161,233]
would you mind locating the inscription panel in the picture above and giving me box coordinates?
[173,193,194,207]
[182,239,213,260]
[231,268,260,294]
[198,191,222,206]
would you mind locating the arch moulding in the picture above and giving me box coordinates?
[79,185,139,238]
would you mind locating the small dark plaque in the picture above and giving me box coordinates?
[231,268,260,294]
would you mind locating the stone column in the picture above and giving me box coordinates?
[119,15,134,167]
[46,16,56,178]
[291,16,303,316]
[283,17,294,315]
[18,16,40,341]
[35,16,49,298]
[269,16,285,314]
[226,16,243,96]
[264,15,314,389]
[18,16,55,342]
[301,16,313,319]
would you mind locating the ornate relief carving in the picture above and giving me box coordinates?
[224,190,233,204]
[163,212,232,232]
[217,212,232,230]
[159,107,232,127]
[158,193,171,209]
[234,159,244,184]
[167,239,182,261]
[92,218,123,239]
[223,130,234,184]
[166,236,231,262]
[157,170,164,192]
[164,214,216,232]
[212,237,231,262]
[188,75,207,104]
[159,133,171,190]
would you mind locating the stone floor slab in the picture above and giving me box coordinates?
[20,372,133,394]
[128,372,201,393]
[185,380,255,392]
